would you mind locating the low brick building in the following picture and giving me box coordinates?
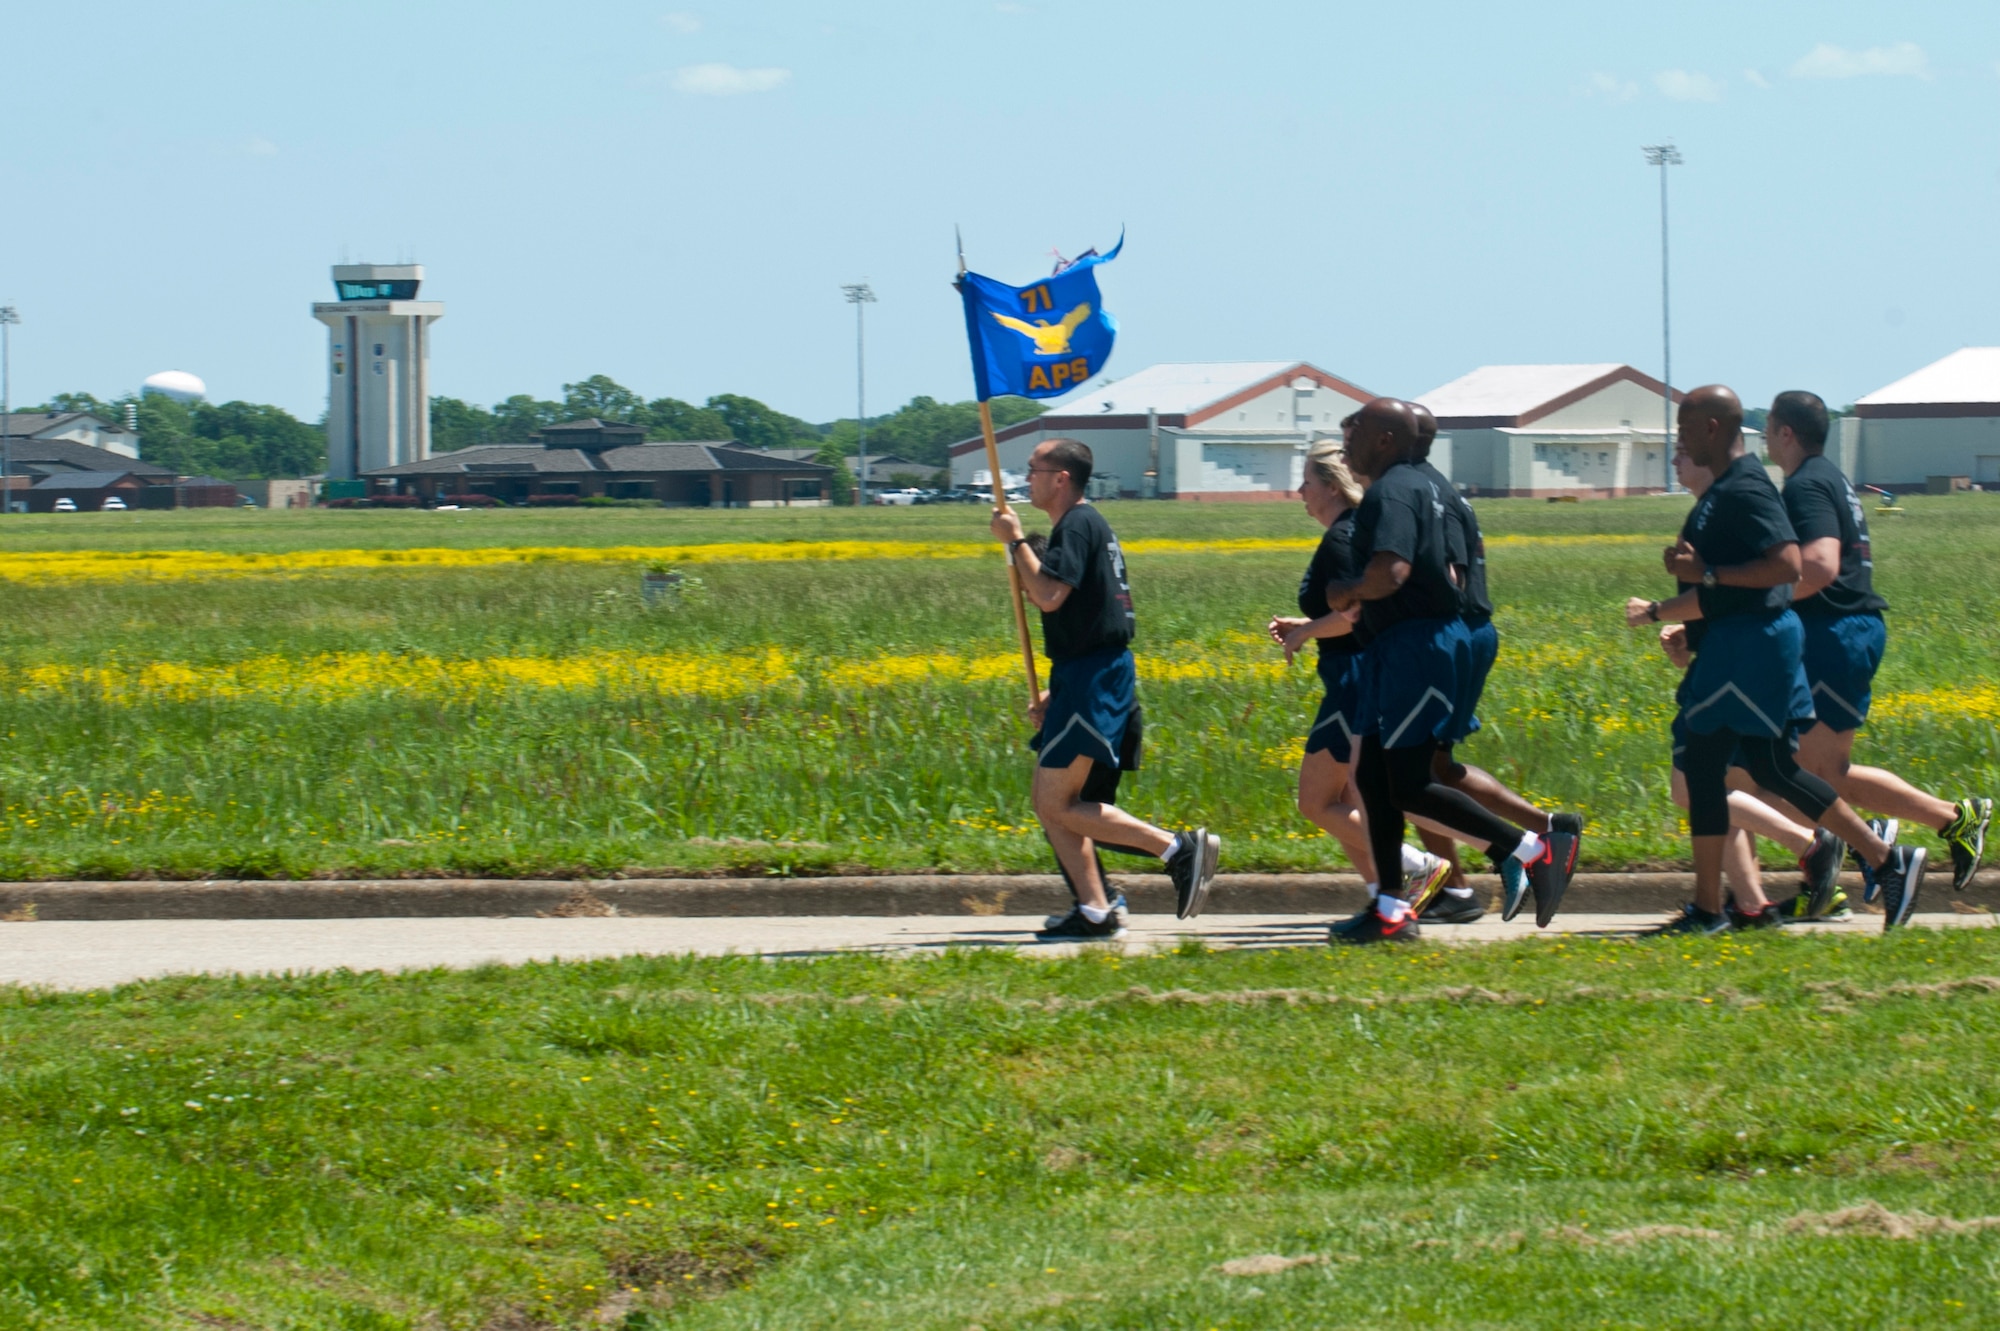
[365,420,833,506]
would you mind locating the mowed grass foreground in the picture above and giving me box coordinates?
[10,932,2000,1327]
[0,498,1996,878]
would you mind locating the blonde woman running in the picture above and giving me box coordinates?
[1270,439,1448,934]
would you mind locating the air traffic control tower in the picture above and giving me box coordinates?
[313,264,444,480]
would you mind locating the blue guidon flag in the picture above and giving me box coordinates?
[956,235,1122,400]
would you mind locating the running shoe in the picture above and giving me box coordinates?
[1856,817,1898,904]
[1420,886,1486,924]
[1798,828,1844,920]
[1726,900,1786,930]
[1647,903,1731,936]
[1166,828,1221,920]
[1499,856,1530,922]
[1550,812,1585,874]
[1036,906,1127,941]
[1328,906,1372,939]
[1045,892,1126,931]
[1529,840,1573,930]
[1407,853,1453,916]
[1775,887,1851,922]
[1876,844,1928,931]
[1942,797,1992,892]
[1332,906,1421,946]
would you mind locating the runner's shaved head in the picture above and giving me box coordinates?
[1409,402,1439,460]
[1678,385,1743,474]
[1344,397,1420,478]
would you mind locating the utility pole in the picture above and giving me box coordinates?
[1642,143,1682,493]
[841,283,876,505]
[0,306,18,515]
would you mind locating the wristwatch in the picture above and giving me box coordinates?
[1646,601,1661,622]
[1701,567,1718,589]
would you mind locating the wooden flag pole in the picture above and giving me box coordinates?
[980,397,1042,705]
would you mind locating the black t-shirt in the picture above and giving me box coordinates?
[1351,459,1462,637]
[1677,453,1797,630]
[1783,453,1888,618]
[1299,509,1364,658]
[1037,502,1135,662]
[1419,459,1491,623]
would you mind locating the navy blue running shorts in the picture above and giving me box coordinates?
[1033,646,1137,771]
[1677,610,1814,740]
[1799,611,1885,734]
[1304,652,1364,764]
[1358,616,1473,750]
[1446,617,1498,744]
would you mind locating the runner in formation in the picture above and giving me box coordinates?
[1321,398,1573,944]
[1622,386,1926,934]
[1762,391,1992,905]
[989,437,1221,940]
[1268,439,1453,926]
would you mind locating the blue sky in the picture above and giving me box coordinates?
[6,1,1998,423]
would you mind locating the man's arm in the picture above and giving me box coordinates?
[990,508,1074,611]
[1664,539,1802,588]
[1795,536,1841,600]
[1325,551,1411,611]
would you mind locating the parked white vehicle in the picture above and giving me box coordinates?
[53,497,77,512]
[102,496,128,510]
[874,488,924,506]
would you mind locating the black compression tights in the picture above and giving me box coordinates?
[1681,729,1835,838]
[1356,735,1525,898]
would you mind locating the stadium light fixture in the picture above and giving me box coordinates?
[841,283,877,504]
[1642,143,1683,493]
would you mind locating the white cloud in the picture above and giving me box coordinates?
[670,63,790,95]
[1743,68,1771,89]
[660,12,700,33]
[244,136,279,156]
[1654,69,1723,102]
[1790,41,1929,80]
[1585,72,1638,102]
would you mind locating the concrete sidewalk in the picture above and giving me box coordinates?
[3,870,1995,920]
[2,911,1990,991]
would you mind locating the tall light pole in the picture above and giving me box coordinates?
[0,306,18,515]
[1642,143,1682,493]
[841,283,876,505]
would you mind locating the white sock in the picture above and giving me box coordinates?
[1158,834,1181,862]
[1362,881,1379,901]
[1079,902,1111,923]
[1400,843,1433,875]
[1509,831,1545,865]
[1375,895,1412,922]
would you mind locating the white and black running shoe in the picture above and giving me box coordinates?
[1045,891,1126,931]
[1331,907,1421,946]
[1167,828,1221,919]
[1035,906,1127,941]
[1420,886,1486,924]
[1875,844,1928,931]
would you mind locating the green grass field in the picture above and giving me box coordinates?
[0,496,1995,879]
[10,931,2000,1328]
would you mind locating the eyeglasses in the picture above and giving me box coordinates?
[1025,467,1065,476]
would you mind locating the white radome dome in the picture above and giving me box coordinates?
[142,370,206,402]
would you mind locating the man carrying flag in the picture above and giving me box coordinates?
[957,234,1217,938]
[991,440,1221,939]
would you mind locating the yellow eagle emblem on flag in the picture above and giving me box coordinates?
[989,302,1092,357]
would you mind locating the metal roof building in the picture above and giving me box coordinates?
[946,361,1373,499]
[366,433,833,507]
[1851,348,2000,489]
[1415,363,1683,497]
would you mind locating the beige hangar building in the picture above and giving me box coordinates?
[946,361,1374,500]
[1849,348,2000,490]
[1415,363,1684,497]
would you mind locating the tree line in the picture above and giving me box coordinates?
[31,375,1045,483]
